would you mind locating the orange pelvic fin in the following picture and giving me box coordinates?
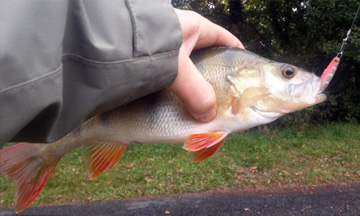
[0,143,58,213]
[82,142,128,180]
[183,132,228,161]
[193,138,226,161]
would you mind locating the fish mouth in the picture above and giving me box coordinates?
[314,92,327,104]
[249,73,327,118]
[248,74,327,120]
[287,56,339,105]
[288,74,326,105]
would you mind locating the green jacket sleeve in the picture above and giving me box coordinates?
[0,0,182,146]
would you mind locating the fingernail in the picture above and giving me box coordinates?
[195,108,217,123]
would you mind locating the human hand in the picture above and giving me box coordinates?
[169,9,244,122]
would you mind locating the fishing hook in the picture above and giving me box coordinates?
[320,3,360,92]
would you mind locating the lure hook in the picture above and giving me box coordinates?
[320,3,360,92]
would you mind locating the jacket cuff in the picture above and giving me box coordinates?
[126,0,183,57]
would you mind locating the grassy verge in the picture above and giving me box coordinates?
[1,123,359,208]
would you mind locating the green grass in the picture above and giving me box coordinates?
[1,123,359,209]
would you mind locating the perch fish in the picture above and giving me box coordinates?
[0,47,337,213]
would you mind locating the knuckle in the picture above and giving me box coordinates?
[196,91,216,114]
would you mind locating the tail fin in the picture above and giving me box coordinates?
[0,143,58,213]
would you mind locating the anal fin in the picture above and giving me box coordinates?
[183,132,228,161]
[82,142,128,180]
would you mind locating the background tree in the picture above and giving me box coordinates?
[172,0,360,124]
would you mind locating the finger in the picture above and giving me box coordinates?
[175,9,244,55]
[168,49,216,122]
[195,21,245,50]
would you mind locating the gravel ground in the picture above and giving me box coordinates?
[1,183,359,216]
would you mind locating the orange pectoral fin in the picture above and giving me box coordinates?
[183,132,228,161]
[82,142,128,180]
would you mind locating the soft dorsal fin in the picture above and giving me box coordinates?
[183,132,228,161]
[82,142,128,180]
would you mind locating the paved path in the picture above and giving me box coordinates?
[1,183,359,215]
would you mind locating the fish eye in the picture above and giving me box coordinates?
[281,65,295,78]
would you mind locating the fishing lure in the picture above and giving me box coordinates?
[320,4,360,92]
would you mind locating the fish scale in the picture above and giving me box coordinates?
[97,91,196,141]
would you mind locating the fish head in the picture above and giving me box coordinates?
[226,61,327,120]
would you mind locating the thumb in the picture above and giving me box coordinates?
[168,48,216,122]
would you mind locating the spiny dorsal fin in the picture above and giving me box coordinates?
[183,132,228,161]
[82,142,128,180]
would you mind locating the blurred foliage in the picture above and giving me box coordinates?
[172,0,360,124]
